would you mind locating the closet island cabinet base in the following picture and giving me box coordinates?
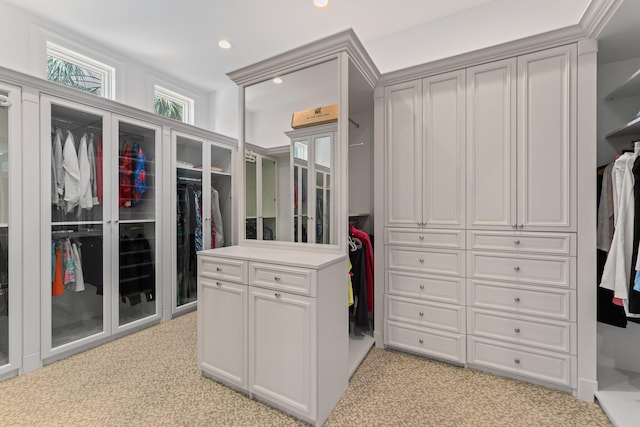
[197,246,348,426]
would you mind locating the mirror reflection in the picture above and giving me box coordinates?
[244,59,338,244]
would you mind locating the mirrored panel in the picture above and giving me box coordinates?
[244,59,339,244]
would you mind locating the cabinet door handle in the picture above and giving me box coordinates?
[514,358,521,364]
[418,235,424,241]
[417,222,421,227]
[419,311,424,317]
[514,327,520,333]
[216,267,222,272]
[518,224,524,229]
[274,292,281,298]
[512,224,517,229]
[114,220,119,224]
[216,281,222,286]
[274,276,281,281]
[514,297,521,303]
[514,239,520,245]
[418,339,424,344]
[419,284,425,290]
[514,266,520,272]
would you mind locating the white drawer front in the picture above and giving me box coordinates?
[467,252,575,288]
[467,337,576,387]
[467,231,575,255]
[387,271,464,305]
[467,309,575,354]
[199,256,248,283]
[250,262,314,296]
[386,295,465,333]
[385,321,465,364]
[387,247,464,277]
[467,280,575,321]
[386,228,464,249]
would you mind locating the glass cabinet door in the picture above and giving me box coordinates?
[0,84,19,372]
[245,158,257,239]
[314,135,332,245]
[210,143,231,249]
[293,139,309,243]
[44,98,108,351]
[261,157,277,240]
[175,135,203,307]
[115,117,160,327]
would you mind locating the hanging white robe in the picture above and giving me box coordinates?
[63,130,81,212]
[78,133,93,209]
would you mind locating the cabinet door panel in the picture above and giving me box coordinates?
[423,70,465,228]
[466,59,517,229]
[199,280,247,389]
[385,81,422,227]
[517,45,576,231]
[249,288,316,419]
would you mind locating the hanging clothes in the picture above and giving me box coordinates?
[63,130,81,213]
[88,134,99,205]
[78,133,93,210]
[131,143,147,206]
[194,190,203,252]
[70,242,85,292]
[52,243,64,297]
[350,224,374,312]
[349,238,369,328]
[211,187,224,248]
[119,142,134,207]
[97,135,103,204]
[52,128,64,206]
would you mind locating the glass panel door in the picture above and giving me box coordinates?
[175,135,203,307]
[262,157,277,240]
[210,143,231,248]
[0,88,12,367]
[245,158,257,239]
[314,135,332,245]
[116,119,158,326]
[49,102,105,348]
[293,140,309,243]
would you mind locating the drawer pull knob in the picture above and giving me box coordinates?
[514,266,520,272]
[274,276,281,281]
[419,311,424,317]
[216,267,222,272]
[274,292,281,298]
[216,281,222,286]
[514,297,521,303]
[419,236,424,241]
[514,327,521,333]
[419,258,425,263]
[514,239,520,245]
[419,339,424,344]
[419,285,425,290]
[514,358,521,364]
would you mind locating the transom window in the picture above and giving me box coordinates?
[154,85,194,125]
[46,41,115,99]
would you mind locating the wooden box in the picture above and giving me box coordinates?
[291,104,338,129]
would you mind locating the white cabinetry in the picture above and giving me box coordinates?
[384,70,465,229]
[198,246,347,426]
[467,45,576,231]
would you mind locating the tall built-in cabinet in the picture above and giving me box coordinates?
[381,44,580,391]
[172,131,233,314]
[0,82,22,379]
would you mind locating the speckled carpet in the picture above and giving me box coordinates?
[0,311,610,426]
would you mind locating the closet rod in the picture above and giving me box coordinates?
[177,176,202,183]
[348,117,360,128]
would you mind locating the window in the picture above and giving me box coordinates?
[154,85,194,124]
[46,42,115,99]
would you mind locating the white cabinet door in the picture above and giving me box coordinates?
[385,80,423,227]
[198,279,247,390]
[466,58,517,230]
[249,287,316,420]
[517,45,576,231]
[423,70,466,229]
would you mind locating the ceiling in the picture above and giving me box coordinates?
[4,0,609,95]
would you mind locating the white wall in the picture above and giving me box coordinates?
[597,55,640,372]
[0,1,217,132]
[348,109,374,234]
[210,85,239,139]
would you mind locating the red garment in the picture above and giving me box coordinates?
[97,136,103,204]
[52,246,64,296]
[350,225,374,312]
[119,142,134,207]
[613,297,624,306]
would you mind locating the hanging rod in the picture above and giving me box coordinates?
[348,118,360,128]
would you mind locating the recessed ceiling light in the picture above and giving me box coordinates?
[314,0,328,8]
[218,39,231,49]
[273,77,283,84]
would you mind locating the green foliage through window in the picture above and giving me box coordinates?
[47,56,103,95]
[154,96,184,121]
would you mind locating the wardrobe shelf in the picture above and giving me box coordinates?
[605,69,640,101]
[605,115,640,139]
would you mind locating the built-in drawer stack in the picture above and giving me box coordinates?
[384,229,466,364]
[466,231,577,388]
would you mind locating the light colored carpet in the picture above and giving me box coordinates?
[0,311,610,426]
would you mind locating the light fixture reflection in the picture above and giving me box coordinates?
[218,39,231,49]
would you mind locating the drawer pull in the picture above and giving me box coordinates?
[514,327,521,333]
[514,239,521,245]
[216,267,222,272]
[418,235,424,241]
[216,281,222,286]
[418,339,424,344]
[514,266,520,272]
[274,276,281,281]
[419,311,424,317]
[274,292,281,298]
[419,258,425,263]
[514,358,521,364]
[419,284,425,290]
[514,297,521,303]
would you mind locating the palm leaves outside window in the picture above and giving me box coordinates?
[47,56,103,96]
[154,96,184,121]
